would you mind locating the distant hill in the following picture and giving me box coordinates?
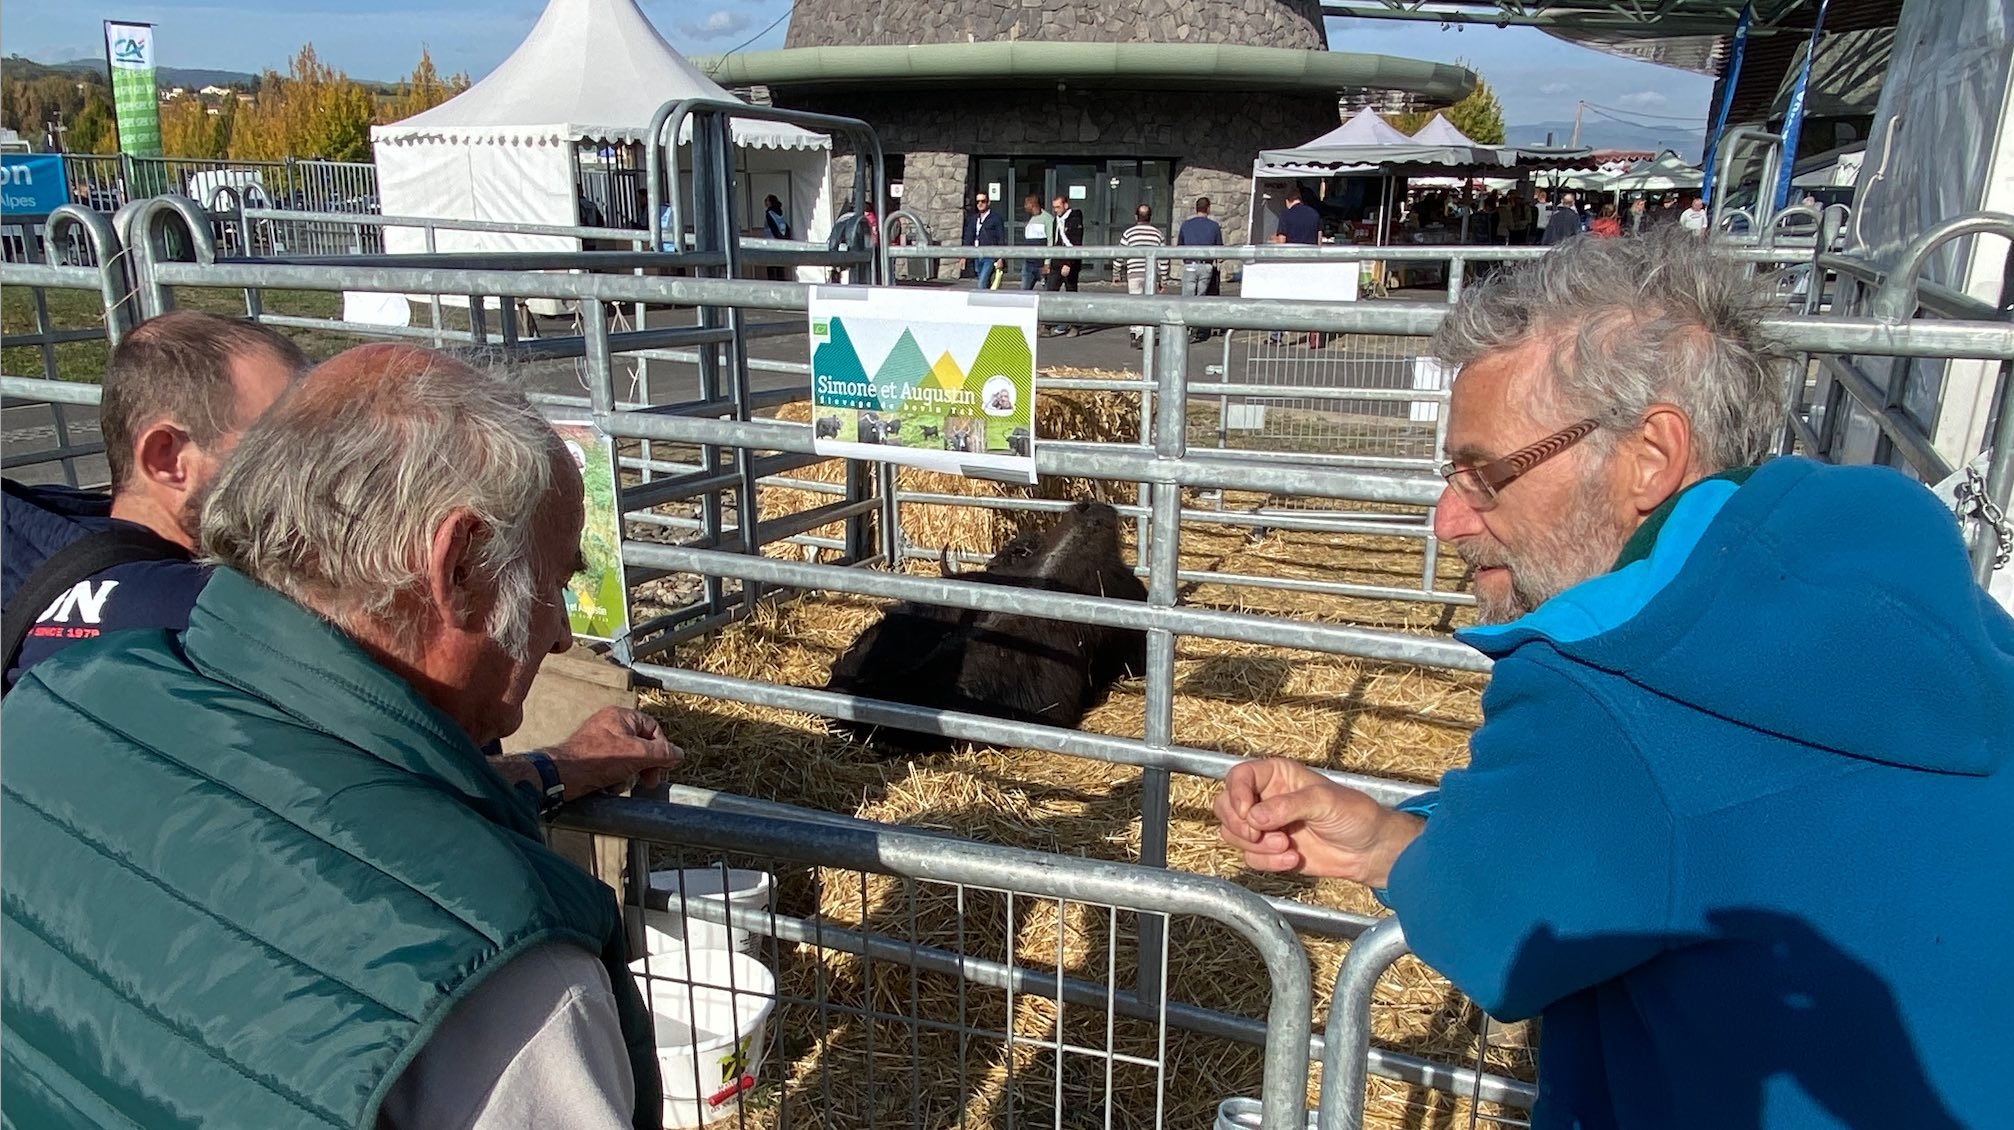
[14,55,397,93]
[1508,119,1706,161]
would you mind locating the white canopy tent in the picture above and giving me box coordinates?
[1249,109,1512,245]
[369,0,833,294]
[1408,113,1482,148]
[1252,108,1508,178]
[1602,151,1705,193]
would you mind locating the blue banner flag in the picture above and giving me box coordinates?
[1698,3,1754,208]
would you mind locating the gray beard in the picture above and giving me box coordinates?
[1457,474,1633,625]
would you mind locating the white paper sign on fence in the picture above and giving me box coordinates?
[1238,260,1360,304]
[808,286,1040,485]
[1411,357,1454,423]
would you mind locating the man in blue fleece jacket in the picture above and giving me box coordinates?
[1216,227,2012,1129]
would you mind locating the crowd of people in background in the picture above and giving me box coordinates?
[952,180,1715,306]
[1403,186,1711,245]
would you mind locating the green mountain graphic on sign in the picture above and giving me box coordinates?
[873,328,930,389]
[967,325,1031,388]
[812,316,879,410]
[965,325,1035,454]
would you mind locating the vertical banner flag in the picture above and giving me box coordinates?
[1773,0,1835,211]
[103,21,163,158]
[1698,2,1753,209]
[808,286,1040,485]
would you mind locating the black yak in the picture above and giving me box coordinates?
[825,500,1148,755]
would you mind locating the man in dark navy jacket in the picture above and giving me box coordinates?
[960,190,1007,289]
[5,311,305,687]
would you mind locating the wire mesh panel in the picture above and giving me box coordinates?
[1193,332,1442,472]
[634,861,1175,1129]
[557,799,1315,1130]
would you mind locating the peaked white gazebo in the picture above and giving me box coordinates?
[371,0,832,270]
[1408,113,1482,148]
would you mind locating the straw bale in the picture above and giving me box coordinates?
[638,370,1532,1129]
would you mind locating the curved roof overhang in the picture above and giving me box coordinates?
[690,43,1477,103]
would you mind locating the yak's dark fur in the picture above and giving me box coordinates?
[825,501,1148,755]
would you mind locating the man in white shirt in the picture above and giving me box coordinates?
[1119,203,1166,347]
[1679,197,1710,234]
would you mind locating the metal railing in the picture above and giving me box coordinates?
[7,172,2012,1126]
[0,205,134,486]
[554,795,1317,1129]
[1318,917,1415,1130]
[59,153,378,215]
[1786,213,2014,584]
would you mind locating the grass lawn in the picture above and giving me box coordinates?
[2,285,367,384]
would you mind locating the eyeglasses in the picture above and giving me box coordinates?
[1438,418,1600,511]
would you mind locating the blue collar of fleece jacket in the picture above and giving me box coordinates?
[1454,455,2014,777]
[1458,466,1753,652]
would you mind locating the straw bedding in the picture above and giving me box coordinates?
[634,373,1533,1129]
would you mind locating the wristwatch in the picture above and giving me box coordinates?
[523,750,565,817]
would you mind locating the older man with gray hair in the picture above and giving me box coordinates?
[4,344,666,1130]
[1215,228,2012,1128]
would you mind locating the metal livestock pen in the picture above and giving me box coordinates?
[2,99,2010,1129]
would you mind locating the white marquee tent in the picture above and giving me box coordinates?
[1602,150,1705,193]
[1248,109,1511,244]
[1408,113,1482,149]
[370,0,832,274]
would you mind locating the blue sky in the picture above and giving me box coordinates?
[3,2,1714,129]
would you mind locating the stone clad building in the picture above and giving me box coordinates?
[696,1,1471,275]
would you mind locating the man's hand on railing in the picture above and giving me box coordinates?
[495,706,684,802]
[1213,758,1423,889]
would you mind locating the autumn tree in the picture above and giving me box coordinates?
[388,46,467,121]
[69,86,118,153]
[0,71,114,151]
[1445,60,1506,145]
[228,44,376,161]
[160,98,230,159]
[1389,109,1434,136]
[1384,64,1506,145]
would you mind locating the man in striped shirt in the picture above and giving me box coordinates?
[1120,204,1166,348]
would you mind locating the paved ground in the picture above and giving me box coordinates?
[2,402,107,488]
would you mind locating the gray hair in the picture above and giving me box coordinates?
[200,348,559,658]
[1431,226,1790,471]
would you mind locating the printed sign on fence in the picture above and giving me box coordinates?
[551,421,630,642]
[0,154,68,218]
[808,286,1039,484]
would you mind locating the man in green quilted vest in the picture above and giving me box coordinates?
[4,344,666,1129]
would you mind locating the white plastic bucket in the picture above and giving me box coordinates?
[646,867,774,955]
[631,949,777,1127]
[1214,1097,1318,1130]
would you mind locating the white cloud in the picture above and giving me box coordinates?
[679,9,754,40]
[1538,82,1572,96]
[1616,90,1669,109]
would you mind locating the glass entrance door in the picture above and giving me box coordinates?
[968,157,1179,283]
